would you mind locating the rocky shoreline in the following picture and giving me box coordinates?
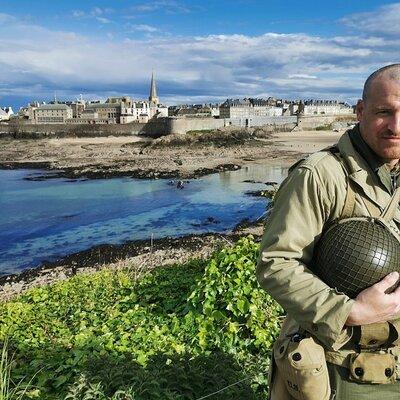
[0,129,303,180]
[0,128,344,300]
[0,219,264,301]
[0,160,243,180]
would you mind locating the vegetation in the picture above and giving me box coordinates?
[185,129,215,135]
[315,123,333,131]
[0,236,283,399]
[0,340,38,399]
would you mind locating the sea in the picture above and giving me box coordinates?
[0,164,288,275]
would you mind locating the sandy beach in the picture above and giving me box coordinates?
[0,128,344,179]
[0,128,346,299]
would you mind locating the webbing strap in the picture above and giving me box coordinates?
[361,196,382,219]
[381,187,400,222]
[339,173,400,221]
[340,178,356,219]
[358,322,390,348]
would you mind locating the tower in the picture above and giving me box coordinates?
[149,71,159,105]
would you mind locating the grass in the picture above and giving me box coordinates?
[0,339,39,400]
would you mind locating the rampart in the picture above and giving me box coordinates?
[141,116,299,137]
[297,114,357,129]
[0,114,357,139]
[0,122,144,139]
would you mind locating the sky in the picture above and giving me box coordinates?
[0,0,400,110]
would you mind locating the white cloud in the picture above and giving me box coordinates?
[72,8,113,21]
[0,10,399,106]
[0,13,16,24]
[131,1,191,14]
[341,3,400,36]
[72,10,85,18]
[129,24,159,33]
[96,17,112,24]
[288,74,317,79]
[91,7,104,16]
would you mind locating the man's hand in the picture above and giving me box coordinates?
[346,271,400,326]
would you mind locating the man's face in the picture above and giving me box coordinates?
[357,77,400,166]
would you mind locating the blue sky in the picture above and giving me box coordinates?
[0,0,399,109]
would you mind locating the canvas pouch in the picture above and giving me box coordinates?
[349,352,397,384]
[274,336,331,400]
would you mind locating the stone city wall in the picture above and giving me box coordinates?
[142,116,299,137]
[297,114,357,129]
[0,114,357,139]
[0,122,144,139]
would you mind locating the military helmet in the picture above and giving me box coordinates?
[312,217,400,298]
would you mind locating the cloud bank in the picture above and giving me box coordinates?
[0,3,399,108]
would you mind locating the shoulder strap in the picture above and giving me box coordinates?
[381,187,400,222]
[328,146,386,219]
[341,179,356,219]
[326,146,358,219]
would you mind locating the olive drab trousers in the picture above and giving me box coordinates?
[270,362,400,399]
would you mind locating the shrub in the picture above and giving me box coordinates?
[0,237,282,399]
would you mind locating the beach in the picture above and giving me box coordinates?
[0,128,344,299]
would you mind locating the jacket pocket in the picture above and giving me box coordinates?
[274,336,331,400]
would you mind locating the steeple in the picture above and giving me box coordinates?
[149,71,159,105]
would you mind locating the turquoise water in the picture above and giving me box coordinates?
[0,165,287,275]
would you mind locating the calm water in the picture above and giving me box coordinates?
[0,165,288,275]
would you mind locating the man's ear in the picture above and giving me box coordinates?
[356,99,364,122]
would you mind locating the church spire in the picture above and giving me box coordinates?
[149,71,159,104]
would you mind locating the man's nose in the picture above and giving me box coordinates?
[388,112,400,135]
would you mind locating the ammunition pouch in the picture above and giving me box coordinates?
[274,334,331,400]
[349,351,396,384]
[345,319,400,384]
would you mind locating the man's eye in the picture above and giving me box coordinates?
[377,110,390,115]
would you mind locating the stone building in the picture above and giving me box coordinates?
[289,100,354,115]
[149,71,159,105]
[119,73,168,124]
[168,104,220,117]
[219,98,283,119]
[85,103,121,123]
[33,104,73,123]
[0,107,13,121]
[17,72,168,125]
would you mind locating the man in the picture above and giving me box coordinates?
[256,64,400,399]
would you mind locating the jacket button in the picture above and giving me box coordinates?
[312,324,318,332]
[355,367,364,377]
[292,352,302,361]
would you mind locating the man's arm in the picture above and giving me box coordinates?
[256,163,354,348]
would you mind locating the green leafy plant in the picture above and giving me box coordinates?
[189,236,283,353]
[0,237,283,399]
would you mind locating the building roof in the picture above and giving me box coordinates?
[37,104,71,110]
[86,103,121,109]
[149,71,159,103]
[221,98,271,107]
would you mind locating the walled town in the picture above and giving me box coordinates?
[0,72,354,132]
[0,72,357,182]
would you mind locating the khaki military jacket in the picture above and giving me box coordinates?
[257,129,400,363]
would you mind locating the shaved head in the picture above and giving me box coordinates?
[357,63,400,167]
[362,64,400,102]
